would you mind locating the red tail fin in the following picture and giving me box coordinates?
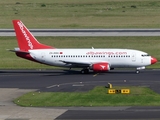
[12,20,54,51]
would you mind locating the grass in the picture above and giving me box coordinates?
[14,86,160,107]
[0,36,159,69]
[0,0,160,28]
[0,1,159,69]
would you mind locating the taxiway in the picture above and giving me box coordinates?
[0,69,160,120]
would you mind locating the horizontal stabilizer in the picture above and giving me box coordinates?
[7,49,29,54]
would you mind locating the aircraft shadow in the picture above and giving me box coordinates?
[0,69,140,76]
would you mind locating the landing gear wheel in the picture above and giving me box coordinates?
[81,69,89,74]
[136,70,140,74]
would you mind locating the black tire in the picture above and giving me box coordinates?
[81,69,89,74]
[136,70,140,74]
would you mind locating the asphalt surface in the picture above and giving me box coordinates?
[1,29,160,36]
[0,69,160,120]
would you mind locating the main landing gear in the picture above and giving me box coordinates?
[81,68,89,74]
[136,70,140,74]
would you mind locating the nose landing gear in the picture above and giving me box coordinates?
[136,66,145,74]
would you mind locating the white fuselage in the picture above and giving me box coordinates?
[28,48,151,69]
[12,20,157,73]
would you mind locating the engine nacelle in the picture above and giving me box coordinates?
[91,63,110,72]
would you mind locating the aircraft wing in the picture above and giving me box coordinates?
[59,60,91,67]
[59,60,109,67]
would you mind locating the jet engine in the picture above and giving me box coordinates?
[90,62,110,72]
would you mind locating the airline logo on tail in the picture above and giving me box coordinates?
[13,20,53,51]
[17,21,33,49]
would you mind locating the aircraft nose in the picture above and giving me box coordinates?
[151,57,157,64]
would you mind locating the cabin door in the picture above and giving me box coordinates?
[132,53,136,62]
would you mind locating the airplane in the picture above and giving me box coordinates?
[10,20,157,74]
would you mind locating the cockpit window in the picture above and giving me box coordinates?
[141,54,150,57]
